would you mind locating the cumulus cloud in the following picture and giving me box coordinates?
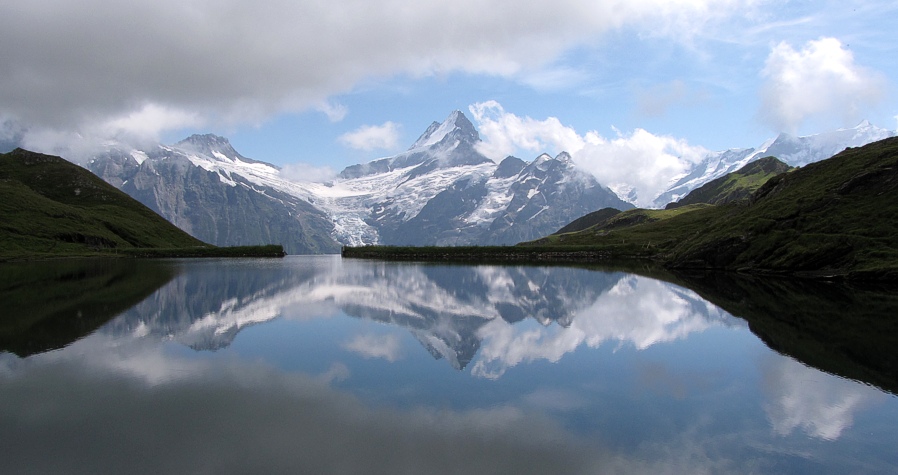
[338,122,401,151]
[469,101,586,160]
[759,37,886,133]
[0,0,759,151]
[469,101,708,207]
[575,128,708,206]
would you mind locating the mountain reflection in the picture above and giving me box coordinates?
[101,257,739,375]
[4,257,898,473]
[473,274,736,378]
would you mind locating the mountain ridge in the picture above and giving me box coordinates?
[63,112,896,252]
[527,136,898,280]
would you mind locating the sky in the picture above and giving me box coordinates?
[2,0,897,189]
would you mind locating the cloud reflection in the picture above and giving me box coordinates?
[763,355,886,441]
[473,276,732,378]
[0,347,611,475]
[343,333,404,362]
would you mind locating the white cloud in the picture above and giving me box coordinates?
[469,101,708,207]
[338,122,401,151]
[0,0,761,150]
[469,101,585,160]
[575,128,708,207]
[315,101,348,123]
[759,37,886,133]
[101,103,205,142]
[342,333,403,362]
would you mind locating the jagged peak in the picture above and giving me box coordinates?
[409,110,479,150]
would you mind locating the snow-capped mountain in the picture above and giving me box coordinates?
[314,111,632,245]
[87,136,341,255]
[82,112,893,251]
[655,121,896,208]
[87,111,631,250]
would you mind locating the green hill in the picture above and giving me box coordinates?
[665,156,792,209]
[0,148,284,260]
[526,137,898,280]
[551,207,622,235]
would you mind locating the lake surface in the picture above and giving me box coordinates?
[1,256,897,474]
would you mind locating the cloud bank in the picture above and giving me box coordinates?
[0,0,758,147]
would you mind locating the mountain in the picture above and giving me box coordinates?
[86,136,341,255]
[552,208,623,235]
[0,148,210,260]
[79,113,891,251]
[86,111,631,249]
[665,156,792,209]
[527,137,898,280]
[316,111,633,246]
[653,121,895,208]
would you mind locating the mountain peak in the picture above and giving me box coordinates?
[174,134,273,167]
[409,110,479,150]
[175,134,240,158]
[177,134,233,150]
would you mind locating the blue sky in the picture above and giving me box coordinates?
[2,0,897,179]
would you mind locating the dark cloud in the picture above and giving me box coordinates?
[0,1,752,138]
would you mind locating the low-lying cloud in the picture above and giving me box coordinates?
[469,101,708,207]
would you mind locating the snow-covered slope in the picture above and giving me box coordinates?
[654,121,895,208]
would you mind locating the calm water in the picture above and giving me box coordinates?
[1,256,897,474]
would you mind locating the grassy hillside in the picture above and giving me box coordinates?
[0,149,284,260]
[552,207,622,235]
[665,156,792,209]
[528,137,898,280]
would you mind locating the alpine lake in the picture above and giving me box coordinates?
[2,255,897,474]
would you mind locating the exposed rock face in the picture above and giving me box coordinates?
[88,140,341,255]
